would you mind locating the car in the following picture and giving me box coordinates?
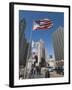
[55,66,64,75]
[48,66,54,72]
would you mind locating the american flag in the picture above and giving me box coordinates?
[33,18,53,30]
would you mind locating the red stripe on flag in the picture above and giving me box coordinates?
[33,19,53,30]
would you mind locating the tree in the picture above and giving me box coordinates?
[34,55,38,63]
[39,57,46,67]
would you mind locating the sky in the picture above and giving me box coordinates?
[19,10,64,59]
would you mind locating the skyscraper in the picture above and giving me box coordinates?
[19,18,31,67]
[52,26,64,61]
[32,39,46,65]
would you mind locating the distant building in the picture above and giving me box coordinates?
[32,39,46,65]
[52,26,64,61]
[45,48,49,62]
[48,60,55,68]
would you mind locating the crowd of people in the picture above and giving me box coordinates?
[29,64,50,78]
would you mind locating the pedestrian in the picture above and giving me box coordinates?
[33,67,36,74]
[45,70,50,78]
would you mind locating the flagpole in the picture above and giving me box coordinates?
[24,18,53,78]
[24,28,33,79]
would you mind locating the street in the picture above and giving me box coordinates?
[27,70,63,79]
[50,71,63,78]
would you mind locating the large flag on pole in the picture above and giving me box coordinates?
[33,18,53,30]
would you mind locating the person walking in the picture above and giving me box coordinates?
[45,70,50,78]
